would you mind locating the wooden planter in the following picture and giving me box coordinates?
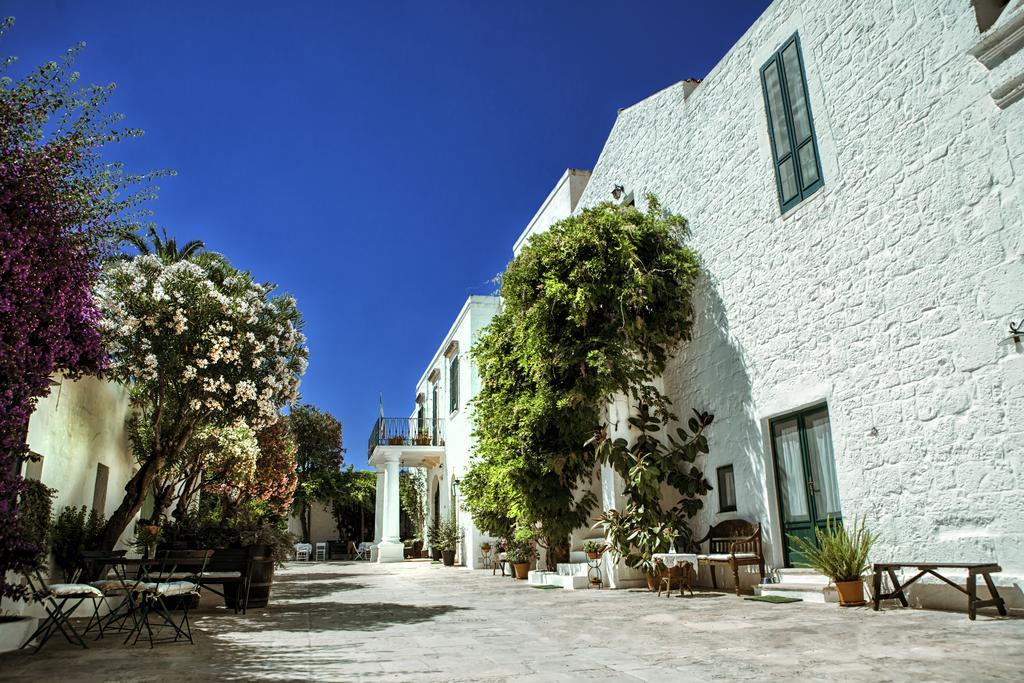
[441,549,456,566]
[512,562,530,579]
[835,579,866,607]
[223,545,276,609]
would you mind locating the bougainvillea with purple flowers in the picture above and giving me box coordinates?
[0,18,161,600]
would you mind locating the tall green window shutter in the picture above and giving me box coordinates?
[449,355,459,413]
[761,34,823,212]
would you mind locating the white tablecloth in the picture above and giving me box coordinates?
[652,553,700,572]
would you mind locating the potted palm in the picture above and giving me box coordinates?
[789,517,876,607]
[426,520,442,561]
[437,517,463,566]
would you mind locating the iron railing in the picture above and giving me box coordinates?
[368,416,445,456]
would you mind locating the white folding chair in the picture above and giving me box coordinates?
[294,543,311,561]
[315,542,327,561]
[354,542,372,561]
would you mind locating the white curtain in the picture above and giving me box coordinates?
[774,421,808,521]
[806,412,841,517]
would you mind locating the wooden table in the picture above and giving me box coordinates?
[872,562,1007,620]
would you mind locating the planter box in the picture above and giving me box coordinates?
[0,616,37,654]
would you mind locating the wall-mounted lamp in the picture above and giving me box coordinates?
[1000,318,1023,346]
[611,184,625,200]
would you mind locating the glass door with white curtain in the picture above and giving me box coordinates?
[770,405,842,567]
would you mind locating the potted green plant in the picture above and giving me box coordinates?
[505,536,538,579]
[426,520,442,561]
[48,505,105,581]
[582,540,605,561]
[480,540,491,553]
[437,516,463,566]
[387,435,405,446]
[414,430,432,446]
[789,517,877,607]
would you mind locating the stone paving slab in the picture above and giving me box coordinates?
[1,559,1022,681]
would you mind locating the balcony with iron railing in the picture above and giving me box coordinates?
[367,416,445,458]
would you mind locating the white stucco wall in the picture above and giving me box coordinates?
[412,296,499,568]
[512,169,592,256]
[25,375,137,548]
[576,0,1024,601]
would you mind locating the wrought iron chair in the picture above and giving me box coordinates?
[125,550,212,648]
[19,569,104,653]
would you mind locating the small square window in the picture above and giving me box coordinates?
[717,465,736,513]
[93,463,109,515]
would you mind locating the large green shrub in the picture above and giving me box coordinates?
[465,196,701,566]
[48,506,105,582]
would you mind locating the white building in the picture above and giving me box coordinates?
[368,171,594,567]
[371,1,1024,610]
[561,0,1023,603]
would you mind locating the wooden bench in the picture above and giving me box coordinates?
[872,562,1008,620]
[693,520,765,596]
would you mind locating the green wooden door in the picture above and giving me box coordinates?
[770,405,842,567]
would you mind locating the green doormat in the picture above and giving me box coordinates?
[744,595,802,604]
[530,584,560,590]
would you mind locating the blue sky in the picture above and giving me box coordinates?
[5,1,771,469]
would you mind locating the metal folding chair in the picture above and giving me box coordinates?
[80,549,140,639]
[19,569,104,653]
[124,550,212,648]
[315,542,328,561]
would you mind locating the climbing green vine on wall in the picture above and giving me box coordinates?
[462,195,706,567]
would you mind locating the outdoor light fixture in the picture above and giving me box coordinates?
[611,184,625,200]
[1000,318,1023,346]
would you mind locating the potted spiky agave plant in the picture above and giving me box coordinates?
[788,517,877,606]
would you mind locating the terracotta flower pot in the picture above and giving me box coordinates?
[586,551,601,560]
[835,579,866,606]
[512,562,530,579]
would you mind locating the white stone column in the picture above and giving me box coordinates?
[371,467,385,561]
[377,453,405,563]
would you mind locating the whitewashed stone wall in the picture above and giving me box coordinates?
[577,0,1024,598]
[413,296,499,567]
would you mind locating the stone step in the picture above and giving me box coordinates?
[756,582,837,604]
[775,568,831,586]
[568,551,588,563]
[556,562,591,577]
[527,570,563,587]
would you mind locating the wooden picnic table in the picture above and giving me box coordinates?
[872,562,1007,620]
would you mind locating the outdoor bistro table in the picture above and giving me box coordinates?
[652,553,700,572]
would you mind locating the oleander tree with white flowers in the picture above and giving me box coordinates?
[94,252,308,549]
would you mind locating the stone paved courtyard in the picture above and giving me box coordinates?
[2,559,1022,681]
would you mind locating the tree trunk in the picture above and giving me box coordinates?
[98,452,165,551]
[300,501,310,542]
[173,468,202,521]
[151,478,175,522]
[545,536,570,570]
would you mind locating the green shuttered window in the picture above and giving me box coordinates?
[449,354,460,413]
[761,34,823,213]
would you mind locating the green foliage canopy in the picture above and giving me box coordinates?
[463,197,701,560]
